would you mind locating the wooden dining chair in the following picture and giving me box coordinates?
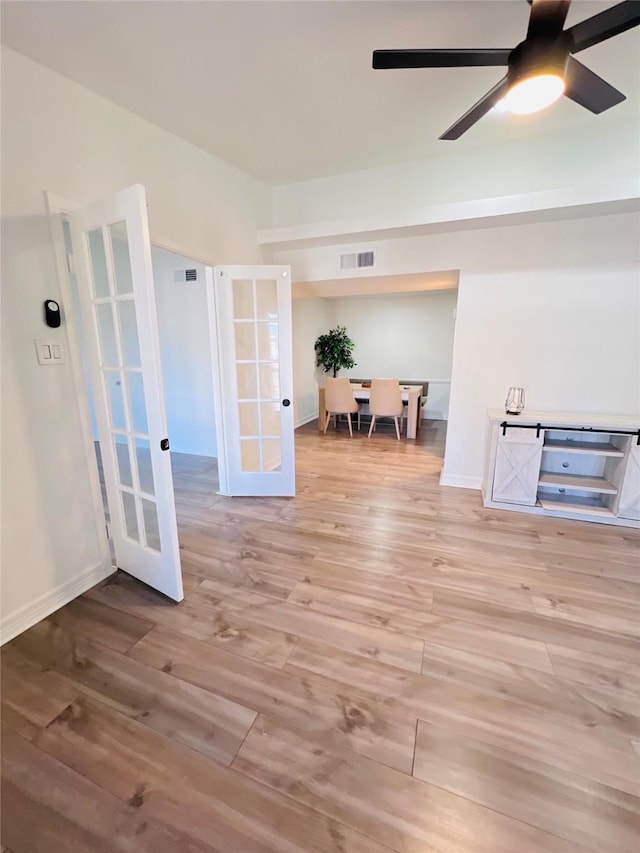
[324,377,360,437]
[368,379,403,440]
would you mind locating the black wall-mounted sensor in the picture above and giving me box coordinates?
[44,300,61,328]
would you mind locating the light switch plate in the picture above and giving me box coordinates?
[35,339,66,365]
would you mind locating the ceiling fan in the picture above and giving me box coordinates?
[372,0,640,139]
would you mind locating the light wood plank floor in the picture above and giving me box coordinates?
[2,420,640,852]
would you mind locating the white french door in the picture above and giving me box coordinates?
[210,265,295,497]
[69,185,183,601]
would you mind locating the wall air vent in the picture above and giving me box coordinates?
[174,269,199,283]
[340,251,375,270]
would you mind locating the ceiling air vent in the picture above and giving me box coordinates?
[174,268,199,283]
[340,251,375,270]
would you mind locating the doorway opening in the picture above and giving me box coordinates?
[291,278,459,460]
[61,217,221,566]
[49,185,295,605]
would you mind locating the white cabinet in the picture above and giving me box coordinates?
[483,411,639,528]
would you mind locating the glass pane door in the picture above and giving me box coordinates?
[90,225,160,552]
[211,266,294,496]
[70,185,183,600]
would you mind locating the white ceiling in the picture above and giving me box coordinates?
[2,0,638,184]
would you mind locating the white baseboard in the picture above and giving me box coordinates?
[439,473,482,490]
[295,412,318,429]
[0,560,115,645]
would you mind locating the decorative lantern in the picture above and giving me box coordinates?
[505,387,525,415]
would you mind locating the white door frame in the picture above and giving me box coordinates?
[69,185,184,599]
[44,191,188,596]
[45,191,113,575]
[46,193,228,529]
[204,266,230,495]
[47,194,288,539]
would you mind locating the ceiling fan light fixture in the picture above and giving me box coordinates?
[499,72,566,114]
[373,0,640,139]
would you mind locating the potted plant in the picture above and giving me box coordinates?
[314,325,356,378]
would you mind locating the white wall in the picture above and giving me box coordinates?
[326,291,457,419]
[272,116,640,227]
[445,265,640,487]
[152,247,216,457]
[291,298,332,426]
[1,48,270,640]
[275,212,640,486]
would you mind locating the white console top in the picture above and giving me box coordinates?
[487,410,639,430]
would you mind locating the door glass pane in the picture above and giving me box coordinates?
[234,323,256,360]
[236,363,257,399]
[142,498,161,552]
[135,438,154,495]
[62,218,73,255]
[261,402,281,437]
[262,439,282,472]
[259,363,280,400]
[240,440,260,472]
[96,303,118,366]
[105,372,126,430]
[239,402,259,436]
[114,438,133,488]
[121,491,139,541]
[232,279,254,319]
[88,228,110,298]
[118,300,141,367]
[110,221,134,295]
[257,322,278,360]
[127,372,148,434]
[256,280,278,320]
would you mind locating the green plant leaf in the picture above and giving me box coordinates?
[314,325,357,377]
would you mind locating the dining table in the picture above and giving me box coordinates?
[318,382,424,439]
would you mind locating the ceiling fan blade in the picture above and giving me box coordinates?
[439,76,510,140]
[564,56,626,112]
[372,49,511,70]
[567,0,640,53]
[526,0,571,38]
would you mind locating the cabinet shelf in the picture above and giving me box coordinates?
[538,472,618,494]
[538,493,614,516]
[542,439,624,457]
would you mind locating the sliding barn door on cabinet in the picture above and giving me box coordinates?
[618,443,640,520]
[492,428,544,506]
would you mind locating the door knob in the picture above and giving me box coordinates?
[282,399,291,407]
